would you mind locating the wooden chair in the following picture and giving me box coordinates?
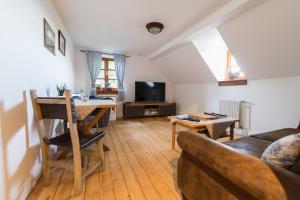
[30,89,105,195]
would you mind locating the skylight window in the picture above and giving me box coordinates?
[226,50,245,80]
[193,29,246,83]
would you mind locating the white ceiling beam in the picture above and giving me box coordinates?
[147,0,250,60]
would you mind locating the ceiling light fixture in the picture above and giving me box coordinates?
[146,22,164,34]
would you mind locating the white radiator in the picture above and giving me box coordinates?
[219,100,252,136]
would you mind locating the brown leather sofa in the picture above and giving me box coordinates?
[177,128,300,200]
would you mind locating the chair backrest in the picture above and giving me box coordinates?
[30,90,79,145]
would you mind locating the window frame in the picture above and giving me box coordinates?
[219,50,247,86]
[96,57,118,89]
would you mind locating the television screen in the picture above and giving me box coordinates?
[135,81,165,102]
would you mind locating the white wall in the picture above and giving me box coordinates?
[0,0,75,199]
[74,48,173,117]
[74,47,91,92]
[124,56,173,102]
[174,76,300,135]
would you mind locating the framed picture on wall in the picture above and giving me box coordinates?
[43,18,55,55]
[58,30,66,56]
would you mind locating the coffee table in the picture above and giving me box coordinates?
[169,114,238,150]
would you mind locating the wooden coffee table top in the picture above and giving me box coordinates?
[168,114,239,129]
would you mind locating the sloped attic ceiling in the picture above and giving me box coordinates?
[218,0,300,80]
[154,0,300,84]
[154,43,216,84]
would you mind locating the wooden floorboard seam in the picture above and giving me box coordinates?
[27,118,197,200]
[112,123,163,200]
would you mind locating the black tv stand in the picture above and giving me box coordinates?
[123,102,176,119]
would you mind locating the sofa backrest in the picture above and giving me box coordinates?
[177,131,300,200]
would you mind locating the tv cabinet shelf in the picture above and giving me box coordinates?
[123,102,176,119]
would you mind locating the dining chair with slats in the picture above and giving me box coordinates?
[30,89,105,195]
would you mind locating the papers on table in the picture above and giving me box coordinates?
[74,99,115,107]
[176,114,189,120]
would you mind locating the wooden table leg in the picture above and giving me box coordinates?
[78,108,111,151]
[230,122,235,140]
[86,108,109,132]
[77,108,109,134]
[172,122,176,150]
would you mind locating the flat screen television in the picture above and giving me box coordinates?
[135,81,165,102]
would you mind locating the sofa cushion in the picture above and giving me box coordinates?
[261,133,300,169]
[250,128,300,142]
[224,137,272,158]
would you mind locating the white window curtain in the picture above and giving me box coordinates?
[114,54,126,101]
[86,51,102,91]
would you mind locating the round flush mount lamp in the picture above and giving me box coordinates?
[146,22,164,34]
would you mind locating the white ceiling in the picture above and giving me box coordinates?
[155,0,300,83]
[155,42,216,84]
[53,0,300,84]
[53,0,228,56]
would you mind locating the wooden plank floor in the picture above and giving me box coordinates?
[27,117,232,200]
[27,118,182,200]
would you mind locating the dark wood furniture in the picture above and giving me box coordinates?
[123,102,176,119]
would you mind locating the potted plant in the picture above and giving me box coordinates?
[105,82,112,91]
[56,83,67,96]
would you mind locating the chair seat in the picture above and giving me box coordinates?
[46,130,105,149]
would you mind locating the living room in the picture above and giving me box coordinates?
[1,0,300,200]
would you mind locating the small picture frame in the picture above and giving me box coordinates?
[58,30,66,56]
[43,18,56,55]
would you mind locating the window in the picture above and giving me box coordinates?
[226,50,245,80]
[95,57,118,89]
[193,29,247,86]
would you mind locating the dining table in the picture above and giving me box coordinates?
[73,98,117,151]
[74,99,117,134]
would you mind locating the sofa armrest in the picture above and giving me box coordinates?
[267,162,300,200]
[177,131,300,200]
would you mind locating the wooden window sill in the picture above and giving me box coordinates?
[96,90,118,95]
[218,79,247,86]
